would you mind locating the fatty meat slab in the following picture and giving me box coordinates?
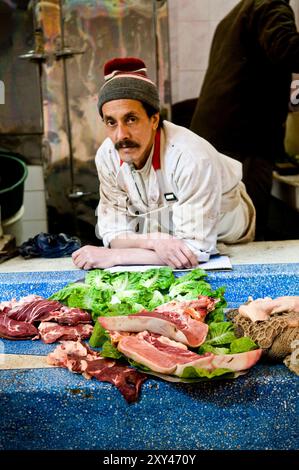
[118,332,201,374]
[116,331,262,377]
[99,297,217,348]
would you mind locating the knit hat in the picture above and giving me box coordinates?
[98,57,160,116]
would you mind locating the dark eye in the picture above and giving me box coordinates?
[127,116,137,125]
[105,119,116,128]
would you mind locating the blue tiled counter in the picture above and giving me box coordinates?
[0,264,298,450]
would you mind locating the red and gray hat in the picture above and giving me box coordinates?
[98,57,160,116]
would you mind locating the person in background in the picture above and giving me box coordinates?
[72,57,255,270]
[190,0,299,240]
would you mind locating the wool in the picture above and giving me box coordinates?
[98,57,160,116]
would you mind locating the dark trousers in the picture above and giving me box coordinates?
[226,153,274,240]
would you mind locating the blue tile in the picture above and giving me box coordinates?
[0,365,297,450]
[0,270,84,301]
[0,264,298,450]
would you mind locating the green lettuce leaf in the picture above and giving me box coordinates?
[147,290,169,311]
[204,321,236,346]
[229,337,258,354]
[198,344,230,355]
[110,272,137,291]
[174,268,207,282]
[107,300,146,316]
[85,269,113,287]
[89,321,109,348]
[139,267,175,291]
[205,287,227,323]
[178,366,235,379]
[49,282,112,317]
[100,340,123,359]
[49,282,89,302]
[168,280,212,299]
[127,358,151,372]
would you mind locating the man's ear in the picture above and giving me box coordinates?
[152,112,160,130]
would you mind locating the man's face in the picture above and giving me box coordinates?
[102,99,159,169]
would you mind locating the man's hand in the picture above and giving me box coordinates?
[72,246,120,270]
[150,237,198,269]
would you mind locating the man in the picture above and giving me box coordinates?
[72,57,255,270]
[190,0,299,240]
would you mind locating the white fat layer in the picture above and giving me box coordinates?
[101,316,188,345]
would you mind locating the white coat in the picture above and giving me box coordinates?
[95,121,255,261]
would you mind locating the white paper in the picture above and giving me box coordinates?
[104,255,232,273]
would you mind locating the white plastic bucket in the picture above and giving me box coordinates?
[2,205,24,246]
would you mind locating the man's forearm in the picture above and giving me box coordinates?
[116,247,164,265]
[110,232,172,250]
[110,233,154,250]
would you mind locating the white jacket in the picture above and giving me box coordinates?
[95,121,252,261]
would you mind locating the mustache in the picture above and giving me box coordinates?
[115,139,140,150]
